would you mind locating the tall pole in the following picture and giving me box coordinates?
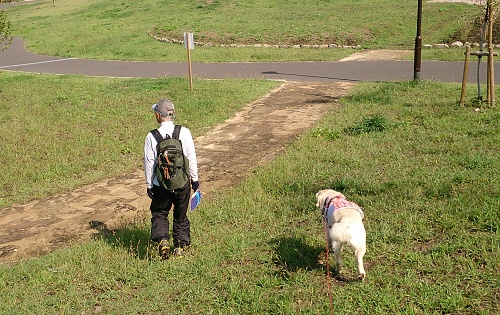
[414,0,423,80]
[487,0,495,106]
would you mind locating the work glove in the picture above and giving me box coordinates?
[147,188,154,199]
[191,181,199,191]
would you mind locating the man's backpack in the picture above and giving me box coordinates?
[150,125,190,190]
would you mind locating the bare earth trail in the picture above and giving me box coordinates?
[0,81,355,264]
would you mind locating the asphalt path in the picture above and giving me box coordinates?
[0,0,496,83]
[1,37,496,83]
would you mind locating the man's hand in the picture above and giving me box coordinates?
[147,188,154,199]
[191,181,199,191]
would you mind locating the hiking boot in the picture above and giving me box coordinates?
[172,247,185,258]
[158,240,170,260]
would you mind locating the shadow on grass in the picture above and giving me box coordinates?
[271,236,363,283]
[271,236,324,276]
[89,220,154,260]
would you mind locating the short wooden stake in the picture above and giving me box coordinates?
[461,45,471,106]
[186,35,193,92]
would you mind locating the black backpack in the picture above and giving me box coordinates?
[150,125,190,190]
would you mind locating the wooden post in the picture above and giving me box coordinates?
[186,33,193,92]
[461,45,471,106]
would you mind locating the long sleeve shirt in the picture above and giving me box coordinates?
[144,121,198,189]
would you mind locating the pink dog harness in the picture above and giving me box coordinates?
[323,195,364,228]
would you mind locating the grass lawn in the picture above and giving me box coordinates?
[0,76,498,314]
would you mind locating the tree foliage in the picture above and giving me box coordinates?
[0,10,12,52]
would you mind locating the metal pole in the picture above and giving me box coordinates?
[414,0,423,80]
[487,0,495,106]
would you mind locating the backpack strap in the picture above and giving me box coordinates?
[150,129,171,155]
[150,129,165,144]
[172,125,182,140]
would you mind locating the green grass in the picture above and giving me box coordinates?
[0,72,280,207]
[0,79,498,314]
[4,0,483,62]
[0,1,498,313]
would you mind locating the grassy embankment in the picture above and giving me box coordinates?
[5,0,485,62]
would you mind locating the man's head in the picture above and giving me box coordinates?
[152,99,175,121]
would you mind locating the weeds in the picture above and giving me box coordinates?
[343,114,391,135]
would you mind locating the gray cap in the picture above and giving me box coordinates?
[152,99,175,116]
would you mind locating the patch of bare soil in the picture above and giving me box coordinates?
[339,49,412,61]
[428,0,479,3]
[0,81,355,265]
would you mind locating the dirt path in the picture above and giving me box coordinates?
[0,81,355,264]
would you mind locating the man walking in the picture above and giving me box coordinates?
[144,99,199,259]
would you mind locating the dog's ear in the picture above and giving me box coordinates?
[315,191,322,208]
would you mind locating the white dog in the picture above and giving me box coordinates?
[315,189,366,281]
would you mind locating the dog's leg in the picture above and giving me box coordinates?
[355,244,366,281]
[331,241,343,275]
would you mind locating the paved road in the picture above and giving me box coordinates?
[0,0,495,83]
[0,36,497,84]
